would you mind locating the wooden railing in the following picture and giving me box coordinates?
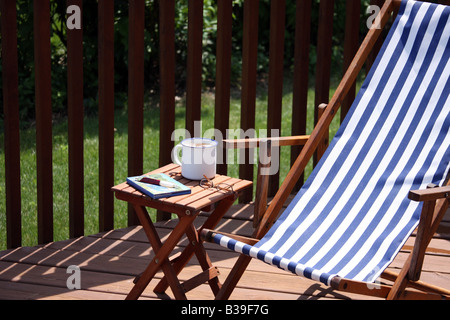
[1,0,396,249]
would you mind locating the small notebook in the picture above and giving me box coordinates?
[126,173,191,199]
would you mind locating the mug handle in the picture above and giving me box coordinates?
[171,143,182,166]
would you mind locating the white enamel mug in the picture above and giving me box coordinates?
[171,138,218,180]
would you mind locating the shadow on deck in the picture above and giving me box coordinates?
[1,201,449,300]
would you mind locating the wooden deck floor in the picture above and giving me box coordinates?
[1,200,449,300]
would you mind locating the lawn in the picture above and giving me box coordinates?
[0,81,343,250]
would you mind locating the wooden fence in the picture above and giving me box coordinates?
[2,0,447,249]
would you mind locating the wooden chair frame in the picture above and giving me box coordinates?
[203,0,450,300]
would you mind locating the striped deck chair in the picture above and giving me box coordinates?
[202,0,450,300]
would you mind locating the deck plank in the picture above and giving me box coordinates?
[0,203,449,300]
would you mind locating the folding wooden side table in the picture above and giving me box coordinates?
[112,163,252,300]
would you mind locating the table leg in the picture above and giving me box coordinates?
[126,205,195,300]
[185,224,222,295]
[154,194,237,295]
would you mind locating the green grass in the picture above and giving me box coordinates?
[0,82,343,250]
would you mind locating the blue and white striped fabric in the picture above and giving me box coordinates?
[213,0,450,286]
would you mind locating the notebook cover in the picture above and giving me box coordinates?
[126,173,191,199]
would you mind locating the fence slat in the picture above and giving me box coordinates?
[341,1,361,122]
[215,0,233,175]
[67,0,85,238]
[98,0,115,231]
[1,0,384,249]
[34,0,54,244]
[158,0,176,221]
[314,0,335,166]
[1,0,22,249]
[291,0,312,191]
[127,0,145,226]
[239,0,260,203]
[267,0,286,197]
[314,0,335,120]
[186,0,203,136]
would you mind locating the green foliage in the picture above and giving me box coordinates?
[0,78,338,249]
[3,0,434,125]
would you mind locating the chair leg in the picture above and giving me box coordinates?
[387,268,409,300]
[383,270,450,297]
[215,254,252,300]
[154,195,236,294]
[388,183,450,300]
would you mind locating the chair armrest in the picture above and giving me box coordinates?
[223,135,310,149]
[222,136,309,228]
[408,185,450,202]
[407,184,449,281]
